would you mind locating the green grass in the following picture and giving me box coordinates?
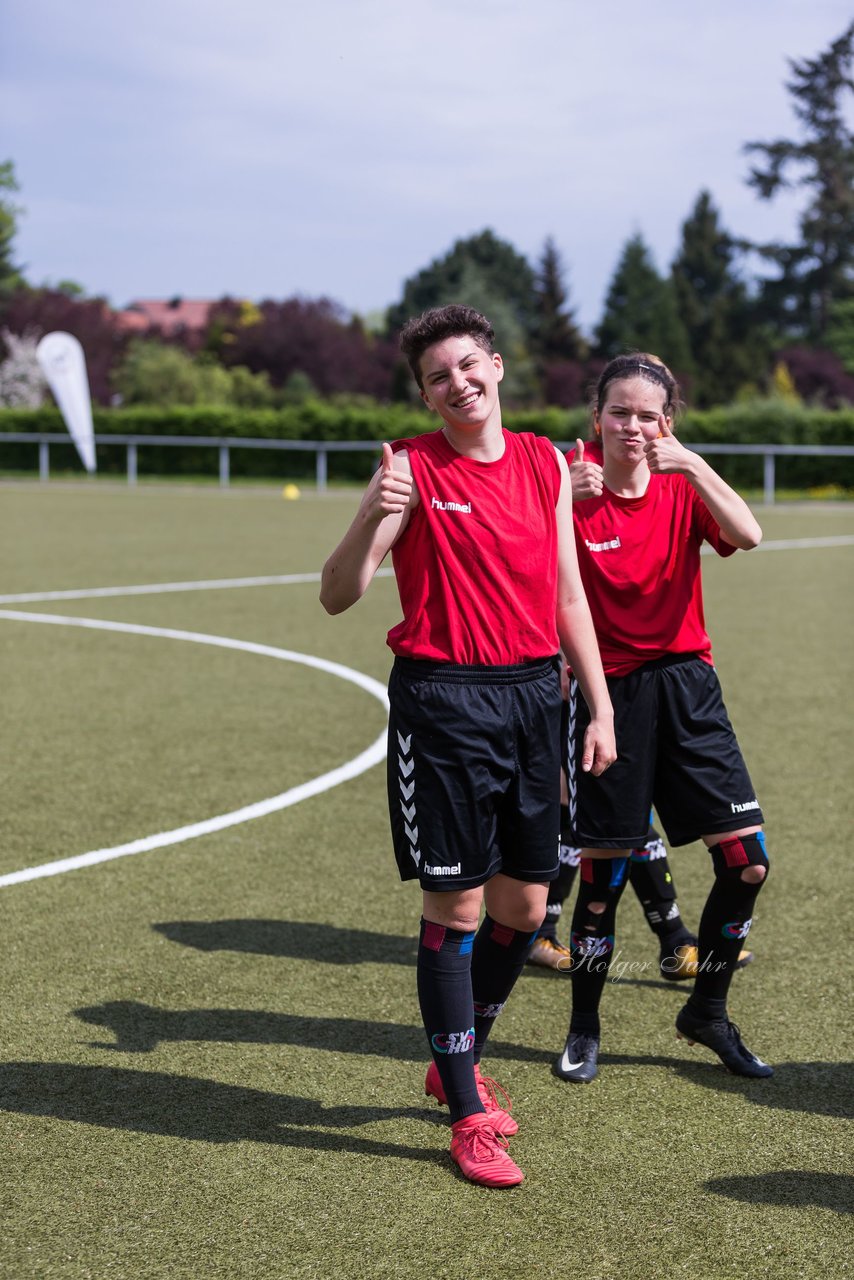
[1,486,852,1279]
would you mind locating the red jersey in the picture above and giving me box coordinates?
[569,442,737,677]
[387,429,562,664]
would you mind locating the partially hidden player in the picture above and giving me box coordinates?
[532,808,754,978]
[320,305,615,1186]
[535,447,749,984]
[555,353,772,1084]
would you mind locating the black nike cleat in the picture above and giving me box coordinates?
[675,1005,773,1078]
[553,1032,600,1083]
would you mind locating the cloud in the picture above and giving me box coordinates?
[1,0,851,321]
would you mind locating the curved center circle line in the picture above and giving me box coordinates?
[0,610,389,889]
[0,535,849,608]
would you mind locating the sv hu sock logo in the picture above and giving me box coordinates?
[431,1028,475,1054]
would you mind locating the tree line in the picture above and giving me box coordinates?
[1,22,852,413]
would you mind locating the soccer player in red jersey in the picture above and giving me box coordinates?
[530,446,753,980]
[555,353,772,1085]
[321,305,615,1186]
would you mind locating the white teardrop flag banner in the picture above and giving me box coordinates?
[36,331,97,473]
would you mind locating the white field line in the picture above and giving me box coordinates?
[0,611,389,888]
[0,539,849,605]
[700,534,854,556]
[1,529,849,885]
[0,567,394,605]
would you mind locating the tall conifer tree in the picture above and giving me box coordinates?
[743,22,854,340]
[671,191,766,405]
[595,234,692,373]
[532,237,587,363]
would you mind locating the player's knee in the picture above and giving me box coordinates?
[451,912,482,933]
[425,902,480,933]
[708,832,769,888]
[577,895,608,935]
[576,857,629,931]
[499,905,547,933]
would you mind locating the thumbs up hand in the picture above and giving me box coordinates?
[643,416,687,474]
[569,437,604,500]
[362,441,413,520]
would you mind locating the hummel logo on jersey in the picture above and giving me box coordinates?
[731,799,761,813]
[424,862,461,876]
[431,496,472,514]
[585,535,621,552]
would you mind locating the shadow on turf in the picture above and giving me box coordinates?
[706,1171,853,1215]
[71,1002,854,1117]
[153,920,735,997]
[74,999,555,1062]
[663,1058,854,1119]
[153,919,418,966]
[0,1062,448,1163]
[75,1000,429,1056]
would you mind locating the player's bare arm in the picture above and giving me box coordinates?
[644,419,762,550]
[320,443,419,614]
[552,448,615,776]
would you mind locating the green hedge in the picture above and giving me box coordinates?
[677,403,854,490]
[1,401,852,487]
[0,403,435,481]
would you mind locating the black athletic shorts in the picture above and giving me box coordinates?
[387,655,563,891]
[566,654,763,848]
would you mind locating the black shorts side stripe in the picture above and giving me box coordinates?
[387,657,563,890]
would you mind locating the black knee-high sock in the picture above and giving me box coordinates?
[542,859,580,938]
[628,828,694,947]
[470,915,539,1061]
[540,804,580,939]
[416,918,482,1122]
[689,834,769,1017]
[569,857,629,1037]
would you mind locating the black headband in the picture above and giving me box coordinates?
[605,359,671,391]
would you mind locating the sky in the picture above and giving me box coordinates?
[1,0,851,334]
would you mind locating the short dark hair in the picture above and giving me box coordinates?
[593,352,682,419]
[399,305,495,389]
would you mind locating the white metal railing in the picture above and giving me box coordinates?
[1,432,853,504]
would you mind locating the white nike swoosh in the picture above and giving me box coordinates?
[559,1050,585,1072]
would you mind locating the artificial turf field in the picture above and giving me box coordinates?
[1,481,852,1280]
